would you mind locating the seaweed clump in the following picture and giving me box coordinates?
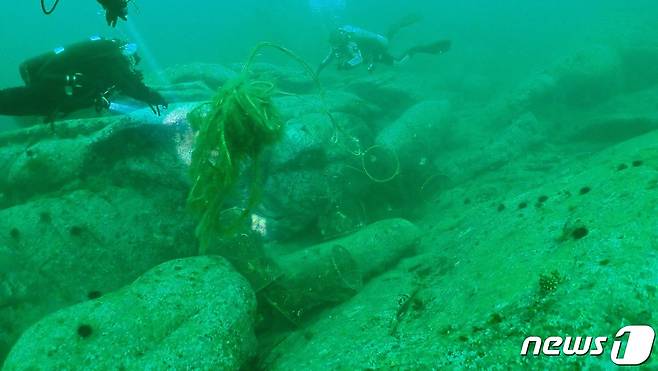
[187,43,326,254]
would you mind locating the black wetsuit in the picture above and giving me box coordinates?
[0,37,166,122]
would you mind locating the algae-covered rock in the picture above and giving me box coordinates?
[0,110,193,208]
[274,90,378,120]
[264,112,370,171]
[155,63,238,90]
[242,62,316,93]
[156,81,217,104]
[563,86,658,145]
[0,110,198,362]
[2,256,257,371]
[1,137,88,203]
[259,167,345,239]
[257,112,372,240]
[375,100,454,189]
[503,45,658,125]
[345,72,419,121]
[0,187,197,362]
[261,128,658,370]
[148,63,239,103]
[437,112,547,183]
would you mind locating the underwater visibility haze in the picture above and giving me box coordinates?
[1,0,658,369]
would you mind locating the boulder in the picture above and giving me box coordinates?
[2,256,257,371]
[154,63,238,91]
[345,73,418,121]
[241,62,316,93]
[0,108,198,362]
[503,45,658,124]
[274,90,379,121]
[0,187,197,362]
[260,119,658,371]
[375,100,454,189]
[257,112,372,240]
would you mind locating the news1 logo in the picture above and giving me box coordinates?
[521,325,656,365]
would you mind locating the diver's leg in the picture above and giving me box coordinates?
[393,40,451,66]
[386,14,423,40]
[0,87,51,116]
[406,40,451,59]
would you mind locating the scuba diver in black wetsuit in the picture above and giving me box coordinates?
[41,0,129,27]
[97,0,129,26]
[317,19,451,75]
[0,37,167,124]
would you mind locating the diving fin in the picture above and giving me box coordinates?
[407,40,451,57]
[386,14,423,40]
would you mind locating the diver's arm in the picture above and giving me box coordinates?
[118,74,167,115]
[316,49,335,76]
[342,43,363,70]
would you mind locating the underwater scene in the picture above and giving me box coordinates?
[1,0,658,369]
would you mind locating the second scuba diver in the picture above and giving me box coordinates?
[41,0,129,27]
[97,0,129,27]
[0,36,167,124]
[317,17,451,75]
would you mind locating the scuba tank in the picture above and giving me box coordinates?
[19,49,85,98]
[19,36,107,86]
[18,36,134,99]
[19,50,58,86]
[15,36,143,117]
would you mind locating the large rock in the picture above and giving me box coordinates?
[374,100,454,190]
[563,86,658,145]
[0,105,195,209]
[265,112,371,172]
[436,112,547,183]
[427,46,658,186]
[0,187,197,362]
[258,165,351,240]
[345,72,419,122]
[260,126,658,370]
[156,81,216,104]
[274,90,379,121]
[0,109,198,362]
[242,62,317,93]
[499,45,658,127]
[2,256,257,371]
[257,112,372,240]
[154,63,238,91]
[148,63,239,103]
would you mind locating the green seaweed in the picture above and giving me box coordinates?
[187,42,328,254]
